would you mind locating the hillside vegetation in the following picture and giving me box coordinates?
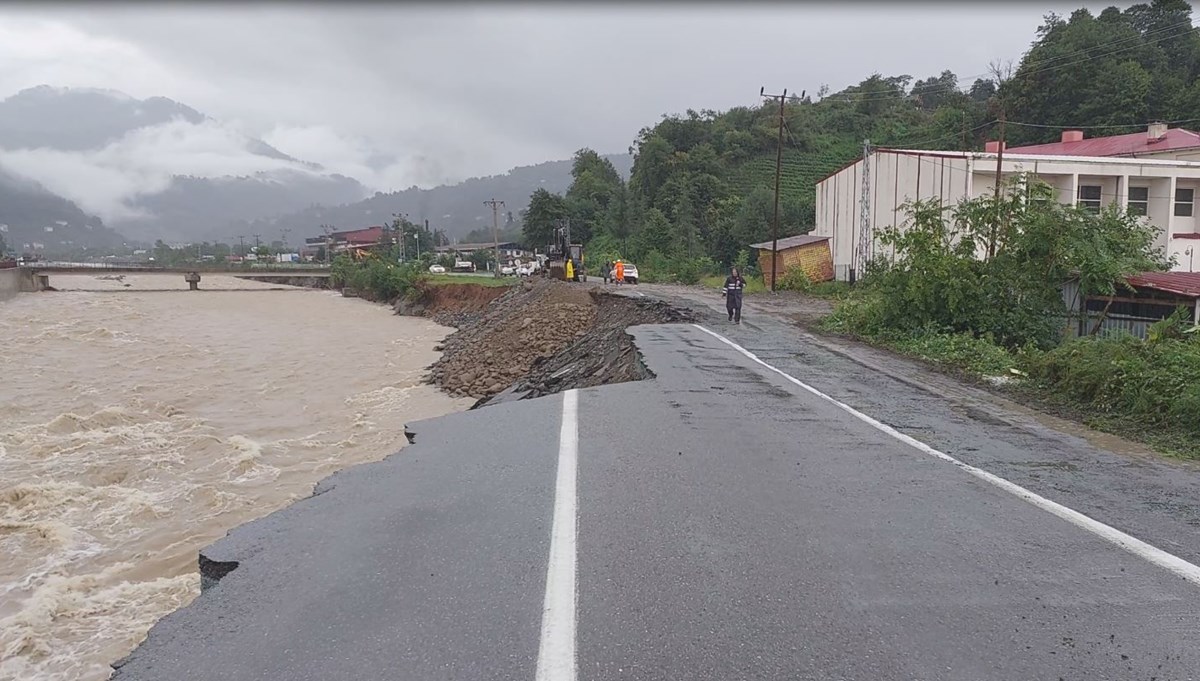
[523,0,1200,284]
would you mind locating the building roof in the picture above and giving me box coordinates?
[332,226,383,244]
[1006,128,1200,158]
[1126,271,1200,299]
[817,146,1200,186]
[750,235,830,252]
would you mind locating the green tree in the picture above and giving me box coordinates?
[522,188,571,248]
[859,175,1165,348]
[566,148,624,245]
[1003,2,1200,143]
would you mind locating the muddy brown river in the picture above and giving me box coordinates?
[0,274,470,681]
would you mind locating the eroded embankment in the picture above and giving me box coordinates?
[395,279,697,405]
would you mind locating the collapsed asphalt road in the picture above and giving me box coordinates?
[112,300,1200,679]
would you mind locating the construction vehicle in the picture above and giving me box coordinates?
[544,221,586,282]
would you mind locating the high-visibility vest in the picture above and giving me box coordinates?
[566,259,574,279]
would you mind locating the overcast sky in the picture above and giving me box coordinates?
[0,2,1124,193]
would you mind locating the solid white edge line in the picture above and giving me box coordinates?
[535,389,579,681]
[691,323,1200,587]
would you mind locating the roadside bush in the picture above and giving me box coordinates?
[819,288,890,337]
[331,255,428,302]
[1024,334,1200,438]
[888,330,1017,376]
[776,265,811,292]
[635,251,716,285]
[837,176,1165,350]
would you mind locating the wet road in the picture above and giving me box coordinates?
[111,319,1200,680]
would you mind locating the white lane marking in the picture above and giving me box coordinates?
[692,324,1200,587]
[535,389,579,681]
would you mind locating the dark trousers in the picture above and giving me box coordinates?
[726,292,742,321]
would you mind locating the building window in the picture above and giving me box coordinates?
[1077,185,1102,212]
[1175,187,1195,217]
[1128,186,1149,216]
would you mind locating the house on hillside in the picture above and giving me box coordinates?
[750,235,834,285]
[813,122,1200,282]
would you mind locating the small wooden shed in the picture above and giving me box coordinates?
[750,235,835,284]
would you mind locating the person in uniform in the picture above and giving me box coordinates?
[722,266,746,323]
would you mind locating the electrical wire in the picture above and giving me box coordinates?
[1005,117,1200,130]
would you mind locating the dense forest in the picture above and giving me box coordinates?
[521,0,1200,280]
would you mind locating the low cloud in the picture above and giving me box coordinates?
[262,124,454,192]
[0,117,318,222]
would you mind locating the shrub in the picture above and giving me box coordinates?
[1024,334,1200,437]
[776,265,811,292]
[330,255,428,302]
[888,330,1017,376]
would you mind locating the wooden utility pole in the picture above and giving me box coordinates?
[391,212,407,262]
[990,100,1007,259]
[761,87,788,292]
[484,198,505,278]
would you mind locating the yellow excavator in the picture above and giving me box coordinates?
[545,221,586,282]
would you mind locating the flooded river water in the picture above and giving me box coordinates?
[0,275,471,681]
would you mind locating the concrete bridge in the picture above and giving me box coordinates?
[16,262,331,292]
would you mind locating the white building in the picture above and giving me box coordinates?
[814,123,1200,281]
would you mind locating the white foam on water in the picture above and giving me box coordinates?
[0,288,473,680]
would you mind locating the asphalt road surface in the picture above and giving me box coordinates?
[113,318,1200,680]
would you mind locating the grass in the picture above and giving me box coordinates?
[806,281,852,299]
[426,274,516,288]
[818,293,1200,460]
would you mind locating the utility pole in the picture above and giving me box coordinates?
[990,99,1007,259]
[484,198,505,278]
[392,212,407,262]
[857,139,872,283]
[280,228,291,252]
[321,225,334,265]
[237,235,246,257]
[761,86,788,292]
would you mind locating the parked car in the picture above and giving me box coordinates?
[452,260,476,272]
[429,264,446,274]
[500,264,517,276]
[623,263,639,285]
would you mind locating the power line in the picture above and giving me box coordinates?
[883,119,1000,150]
[1005,117,1200,130]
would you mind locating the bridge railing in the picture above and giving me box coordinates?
[27,261,331,272]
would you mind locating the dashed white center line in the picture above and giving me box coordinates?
[693,323,1200,587]
[535,389,579,681]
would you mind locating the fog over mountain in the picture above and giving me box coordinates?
[0,86,368,244]
[0,4,1077,251]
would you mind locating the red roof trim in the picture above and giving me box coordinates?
[1007,128,1200,158]
[1125,271,1200,298]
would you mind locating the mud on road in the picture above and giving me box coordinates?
[398,279,698,406]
